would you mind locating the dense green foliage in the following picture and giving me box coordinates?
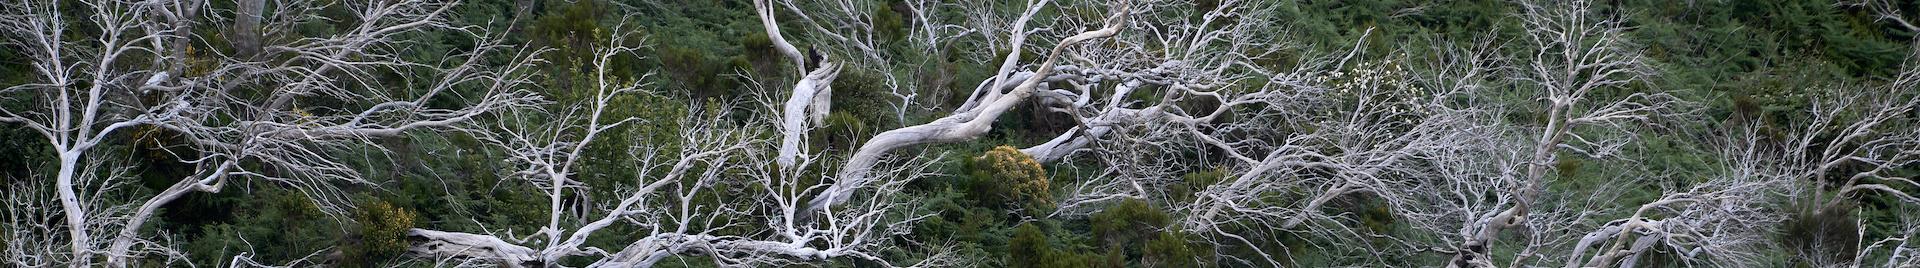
[966,146,1054,212]
[3,0,1919,267]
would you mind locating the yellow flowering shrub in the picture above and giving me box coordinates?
[347,199,416,264]
[969,146,1052,210]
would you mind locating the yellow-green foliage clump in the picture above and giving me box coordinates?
[969,146,1052,210]
[347,199,417,264]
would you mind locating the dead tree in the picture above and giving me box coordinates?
[0,0,542,266]
[1444,1,1685,266]
[400,22,958,267]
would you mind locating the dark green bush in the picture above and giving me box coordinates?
[531,0,608,71]
[1009,223,1119,268]
[1783,200,1861,264]
[182,188,336,266]
[828,67,895,127]
[1008,223,1050,268]
[659,45,728,98]
[821,111,869,150]
[1143,232,1213,267]
[872,2,906,42]
[1090,198,1170,249]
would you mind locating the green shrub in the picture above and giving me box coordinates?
[1009,223,1118,268]
[182,188,336,266]
[820,111,869,150]
[872,2,906,42]
[658,45,728,99]
[1008,223,1050,268]
[741,32,774,57]
[1143,232,1213,267]
[829,67,894,127]
[531,0,608,70]
[967,146,1052,211]
[1783,200,1860,265]
[738,32,782,76]
[1090,198,1170,250]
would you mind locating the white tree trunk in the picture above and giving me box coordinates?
[54,153,89,267]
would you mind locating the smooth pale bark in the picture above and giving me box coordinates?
[754,0,806,72]
[811,11,1129,212]
[1019,79,1151,162]
[407,229,541,267]
[106,162,234,266]
[757,0,842,168]
[777,62,841,167]
[598,234,837,267]
[54,153,88,267]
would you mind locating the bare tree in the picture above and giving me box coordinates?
[691,0,1919,266]
[1855,211,1920,268]
[1770,47,1920,267]
[398,0,1321,266]
[10,0,1919,266]
[1560,55,1920,266]
[1440,1,1689,266]
[1426,11,1920,267]
[401,22,956,267]
[1560,130,1782,267]
[0,0,542,266]
[1032,0,1695,265]
[767,0,1329,221]
[758,0,843,169]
